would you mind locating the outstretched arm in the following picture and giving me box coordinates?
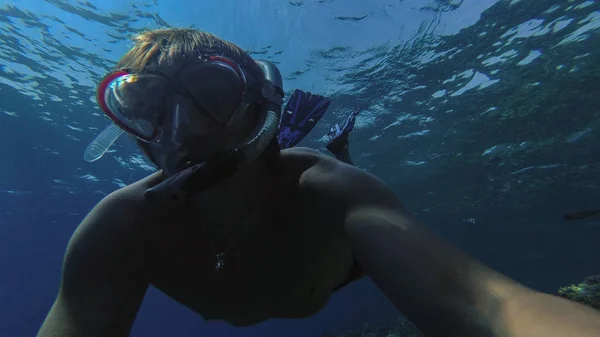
[337,168,600,337]
[38,190,150,337]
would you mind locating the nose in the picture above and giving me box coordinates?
[169,103,191,144]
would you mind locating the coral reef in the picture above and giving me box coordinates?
[558,275,600,310]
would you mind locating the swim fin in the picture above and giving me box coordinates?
[277,89,331,149]
[326,106,360,154]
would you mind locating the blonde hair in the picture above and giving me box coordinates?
[117,29,244,72]
[113,28,265,164]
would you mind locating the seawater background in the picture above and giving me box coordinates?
[1,0,599,336]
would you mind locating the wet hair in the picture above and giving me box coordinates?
[114,28,265,165]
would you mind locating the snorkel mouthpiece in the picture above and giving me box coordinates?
[144,149,246,204]
[144,60,283,205]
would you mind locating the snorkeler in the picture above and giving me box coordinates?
[39,29,600,337]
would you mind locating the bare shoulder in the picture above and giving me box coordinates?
[279,146,349,177]
[39,175,159,336]
[64,173,159,284]
[281,147,399,211]
[69,172,159,245]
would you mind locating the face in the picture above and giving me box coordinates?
[146,97,260,176]
[114,57,261,176]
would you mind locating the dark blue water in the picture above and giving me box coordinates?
[1,0,599,336]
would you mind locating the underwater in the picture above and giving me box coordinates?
[1,0,599,336]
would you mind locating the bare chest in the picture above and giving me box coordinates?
[147,178,353,325]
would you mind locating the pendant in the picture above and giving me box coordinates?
[214,252,226,272]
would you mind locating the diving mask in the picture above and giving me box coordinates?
[86,56,284,203]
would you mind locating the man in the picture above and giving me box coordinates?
[39,28,600,337]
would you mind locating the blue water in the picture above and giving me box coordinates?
[1,0,600,336]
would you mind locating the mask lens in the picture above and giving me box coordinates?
[179,61,245,125]
[100,73,168,140]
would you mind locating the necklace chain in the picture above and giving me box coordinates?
[199,220,243,273]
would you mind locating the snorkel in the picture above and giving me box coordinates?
[143,60,283,206]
